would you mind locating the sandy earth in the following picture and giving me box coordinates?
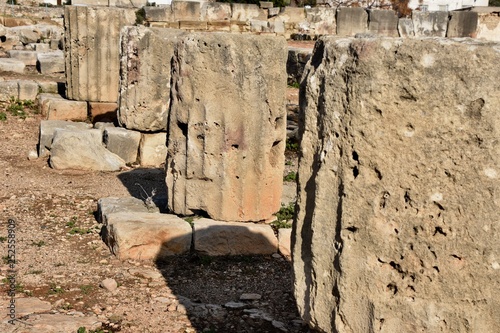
[0,70,311,332]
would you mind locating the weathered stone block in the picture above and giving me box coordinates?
[231,3,266,22]
[336,7,368,36]
[7,50,38,66]
[0,81,19,102]
[144,5,174,22]
[172,1,202,21]
[278,7,306,24]
[37,50,65,74]
[103,212,192,260]
[103,127,141,164]
[476,12,500,41]
[166,33,287,222]
[294,37,500,332]
[139,132,167,167]
[278,228,291,259]
[368,9,399,37]
[89,102,118,123]
[0,80,36,102]
[31,43,50,52]
[287,47,311,85]
[37,81,59,94]
[398,17,414,37]
[412,11,448,37]
[38,120,92,157]
[305,7,336,36]
[18,80,39,101]
[179,20,208,31]
[97,197,157,224]
[64,6,136,102]
[447,11,478,38]
[193,218,278,256]
[50,128,125,171]
[207,21,231,32]
[38,93,88,121]
[204,2,231,21]
[119,27,185,132]
[0,58,25,74]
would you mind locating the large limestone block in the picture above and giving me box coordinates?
[38,93,87,121]
[204,2,231,21]
[0,58,25,74]
[103,127,141,164]
[412,11,448,37]
[103,212,192,260]
[0,81,19,102]
[144,6,174,22]
[7,50,38,66]
[50,128,125,171]
[368,9,399,37]
[398,17,414,37]
[231,3,266,22]
[172,1,202,21]
[0,80,38,102]
[38,120,92,157]
[119,26,185,132]
[64,6,136,102]
[476,12,500,42]
[37,50,65,74]
[193,218,278,256]
[97,197,158,224]
[139,132,167,167]
[279,7,306,24]
[166,33,287,222]
[278,228,291,259]
[294,37,500,332]
[336,7,368,36]
[305,7,336,36]
[18,80,39,101]
[447,11,478,38]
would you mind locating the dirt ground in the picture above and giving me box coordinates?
[0,68,310,332]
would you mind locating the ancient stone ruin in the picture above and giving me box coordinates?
[293,37,500,332]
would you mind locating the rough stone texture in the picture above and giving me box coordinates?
[139,132,167,167]
[398,17,414,37]
[0,80,38,102]
[293,37,500,333]
[368,9,399,37]
[38,120,92,157]
[279,7,306,24]
[0,297,51,319]
[103,127,141,164]
[97,197,158,224]
[89,102,118,123]
[103,212,192,260]
[0,58,25,74]
[305,7,336,36]
[37,80,59,94]
[476,12,500,42]
[64,6,136,102]
[7,50,38,65]
[18,80,39,100]
[447,11,478,38]
[193,218,278,256]
[144,6,174,22]
[166,33,287,221]
[336,7,368,36]
[412,11,448,37]
[287,47,311,85]
[119,26,185,132]
[278,228,291,259]
[231,3,266,21]
[173,0,202,21]
[38,93,88,121]
[204,2,231,21]
[37,50,65,74]
[50,128,125,171]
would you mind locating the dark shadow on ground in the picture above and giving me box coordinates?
[116,167,168,213]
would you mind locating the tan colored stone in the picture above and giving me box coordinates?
[193,218,278,256]
[166,33,287,222]
[38,93,87,121]
[179,21,208,31]
[294,37,500,332]
[278,228,291,259]
[89,102,118,123]
[103,212,192,260]
[172,1,202,21]
[139,132,168,167]
[64,6,136,102]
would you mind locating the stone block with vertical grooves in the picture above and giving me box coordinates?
[64,6,136,103]
[294,37,500,332]
[119,27,185,132]
[166,33,287,222]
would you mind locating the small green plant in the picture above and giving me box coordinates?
[69,227,92,235]
[66,216,77,228]
[48,283,64,295]
[28,270,43,275]
[283,171,297,182]
[0,112,6,121]
[6,97,36,119]
[24,290,33,297]
[77,327,105,333]
[0,236,6,242]
[31,240,46,247]
[272,203,295,229]
[288,82,300,89]
[15,283,24,293]
[135,7,146,25]
[286,139,299,152]
[79,285,93,295]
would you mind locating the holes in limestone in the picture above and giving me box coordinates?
[451,254,462,260]
[374,167,382,180]
[428,246,437,259]
[346,226,358,233]
[407,285,416,292]
[465,98,485,120]
[197,135,204,141]
[380,191,390,209]
[272,140,281,147]
[352,166,359,179]
[394,228,399,234]
[231,144,239,149]
[0,36,6,43]
[269,140,282,168]
[177,121,188,137]
[433,226,447,236]
[352,151,359,161]
[274,116,284,129]
[386,283,398,295]
[433,266,440,273]
[351,151,360,179]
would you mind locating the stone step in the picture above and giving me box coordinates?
[38,93,88,121]
[38,120,92,157]
[0,58,25,74]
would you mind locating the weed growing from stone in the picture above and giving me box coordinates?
[271,203,295,230]
[31,240,46,247]
[0,236,6,242]
[79,285,93,295]
[6,97,36,119]
[48,283,64,295]
[283,171,297,182]
[69,227,92,235]
[285,139,299,152]
[0,112,6,121]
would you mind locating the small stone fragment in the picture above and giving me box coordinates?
[100,278,118,292]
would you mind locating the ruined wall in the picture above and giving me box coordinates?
[293,37,500,332]
[166,32,287,222]
[64,6,136,103]
[476,11,500,41]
